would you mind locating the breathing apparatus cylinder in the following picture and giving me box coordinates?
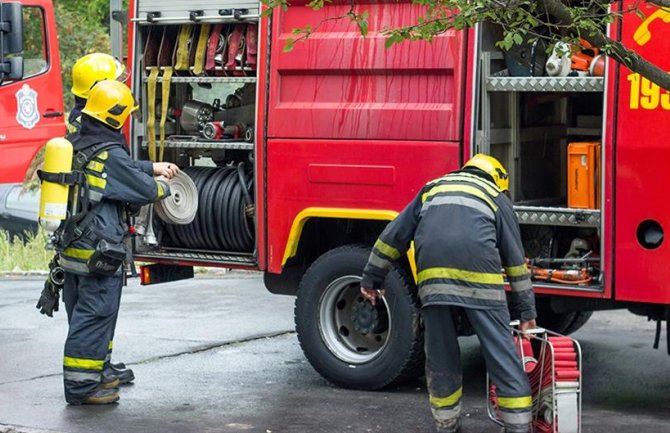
[39,137,73,232]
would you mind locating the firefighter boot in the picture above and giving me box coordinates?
[435,417,460,433]
[68,386,120,405]
[103,362,135,385]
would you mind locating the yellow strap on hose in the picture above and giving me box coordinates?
[146,67,159,162]
[159,66,173,162]
[193,24,211,75]
[175,25,192,71]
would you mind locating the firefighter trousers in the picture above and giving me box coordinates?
[423,305,532,433]
[62,272,123,403]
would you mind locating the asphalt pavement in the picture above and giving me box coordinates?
[0,274,668,433]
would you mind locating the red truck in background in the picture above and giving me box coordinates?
[1,0,668,391]
[0,0,65,184]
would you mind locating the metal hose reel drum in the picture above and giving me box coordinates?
[154,171,199,225]
[179,101,215,134]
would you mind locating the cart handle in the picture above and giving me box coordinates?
[509,320,547,334]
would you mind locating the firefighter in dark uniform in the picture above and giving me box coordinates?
[58,80,178,405]
[360,154,536,433]
[68,53,127,134]
[68,53,136,391]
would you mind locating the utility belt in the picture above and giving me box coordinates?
[61,227,128,277]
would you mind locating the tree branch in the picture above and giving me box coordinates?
[647,0,670,8]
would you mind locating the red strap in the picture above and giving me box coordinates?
[245,24,258,70]
[206,24,223,72]
[226,24,246,75]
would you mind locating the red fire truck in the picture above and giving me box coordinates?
[122,0,670,390]
[2,0,669,390]
[0,0,65,183]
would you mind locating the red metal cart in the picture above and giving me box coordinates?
[488,324,582,433]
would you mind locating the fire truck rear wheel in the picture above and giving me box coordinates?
[535,298,593,335]
[295,245,424,390]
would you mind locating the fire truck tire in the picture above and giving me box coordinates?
[536,298,593,335]
[295,245,424,390]
[560,311,593,335]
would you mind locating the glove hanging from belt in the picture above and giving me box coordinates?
[36,255,65,317]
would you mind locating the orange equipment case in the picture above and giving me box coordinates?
[567,142,601,209]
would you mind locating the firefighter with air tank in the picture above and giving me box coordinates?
[36,76,179,405]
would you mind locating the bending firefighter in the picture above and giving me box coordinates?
[37,80,179,405]
[360,154,537,433]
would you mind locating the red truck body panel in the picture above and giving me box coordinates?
[265,1,465,273]
[614,2,670,305]
[0,0,65,183]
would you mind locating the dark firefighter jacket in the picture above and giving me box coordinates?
[58,115,170,275]
[67,96,86,134]
[361,169,536,322]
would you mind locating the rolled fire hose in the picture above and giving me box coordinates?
[163,165,255,253]
[154,171,198,225]
[489,335,581,433]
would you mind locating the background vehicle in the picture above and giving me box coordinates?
[0,0,66,184]
[0,183,39,240]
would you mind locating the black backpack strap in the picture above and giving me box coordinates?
[36,170,85,186]
[73,141,121,170]
[58,141,123,248]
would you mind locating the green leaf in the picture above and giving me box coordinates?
[283,38,295,53]
[384,34,403,49]
[358,19,369,37]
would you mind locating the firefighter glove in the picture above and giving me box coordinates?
[36,256,65,317]
[36,278,61,317]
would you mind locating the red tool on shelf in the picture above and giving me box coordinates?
[488,325,582,433]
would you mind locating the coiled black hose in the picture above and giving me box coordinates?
[163,165,254,252]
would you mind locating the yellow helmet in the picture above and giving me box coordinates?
[463,153,510,191]
[82,80,138,129]
[71,53,127,99]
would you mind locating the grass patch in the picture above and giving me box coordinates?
[0,229,53,272]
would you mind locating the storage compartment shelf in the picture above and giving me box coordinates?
[486,77,604,92]
[142,75,257,84]
[135,250,256,266]
[514,206,600,227]
[527,281,603,292]
[141,139,254,150]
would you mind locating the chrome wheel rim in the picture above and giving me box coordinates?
[318,275,390,364]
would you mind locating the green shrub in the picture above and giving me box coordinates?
[0,229,52,272]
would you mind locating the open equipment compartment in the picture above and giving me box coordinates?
[475,21,606,292]
[130,1,260,266]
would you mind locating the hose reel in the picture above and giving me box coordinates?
[154,171,199,225]
[161,165,254,252]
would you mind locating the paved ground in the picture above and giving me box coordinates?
[0,274,668,433]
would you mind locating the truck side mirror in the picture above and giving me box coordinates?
[0,2,24,82]
[1,2,24,55]
[1,55,23,80]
